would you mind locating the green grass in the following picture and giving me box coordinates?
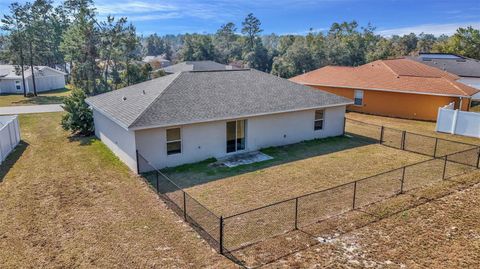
[0,87,71,107]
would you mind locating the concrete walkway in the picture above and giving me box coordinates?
[0,104,63,115]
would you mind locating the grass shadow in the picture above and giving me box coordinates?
[0,140,29,182]
[156,134,379,190]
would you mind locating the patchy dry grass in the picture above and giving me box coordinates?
[346,111,480,145]
[0,113,233,268]
[167,137,429,217]
[0,87,71,107]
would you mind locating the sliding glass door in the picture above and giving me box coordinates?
[226,120,246,153]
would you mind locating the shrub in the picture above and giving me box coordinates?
[61,89,94,136]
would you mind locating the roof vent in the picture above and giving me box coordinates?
[122,96,127,101]
[142,90,146,95]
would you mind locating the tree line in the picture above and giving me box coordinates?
[2,0,479,98]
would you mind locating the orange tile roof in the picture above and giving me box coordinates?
[290,58,479,97]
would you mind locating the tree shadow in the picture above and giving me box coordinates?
[0,140,29,182]
[12,96,66,105]
[67,135,96,146]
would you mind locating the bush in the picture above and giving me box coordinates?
[61,89,94,136]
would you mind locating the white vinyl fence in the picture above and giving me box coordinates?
[436,103,480,138]
[0,115,21,164]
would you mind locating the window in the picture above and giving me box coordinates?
[314,110,324,131]
[226,120,246,153]
[15,80,21,91]
[166,128,181,155]
[354,90,364,106]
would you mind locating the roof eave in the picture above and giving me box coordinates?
[128,102,353,131]
[296,82,474,98]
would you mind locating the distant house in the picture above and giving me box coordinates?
[290,58,479,121]
[0,65,66,94]
[86,69,352,171]
[142,55,171,69]
[409,53,480,100]
[162,61,236,74]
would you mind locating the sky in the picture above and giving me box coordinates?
[1,0,479,36]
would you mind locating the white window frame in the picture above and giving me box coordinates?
[166,127,182,155]
[314,110,324,131]
[354,89,364,106]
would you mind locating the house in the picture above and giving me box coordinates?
[290,58,479,121]
[409,53,480,101]
[162,61,236,74]
[409,53,480,90]
[0,65,67,94]
[86,69,352,172]
[142,55,172,69]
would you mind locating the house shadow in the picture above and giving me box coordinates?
[140,133,379,193]
[0,140,29,182]
[67,135,96,146]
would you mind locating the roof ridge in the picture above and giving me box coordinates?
[128,72,184,128]
[379,61,400,77]
[443,78,469,96]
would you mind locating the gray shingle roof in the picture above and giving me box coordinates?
[409,54,480,78]
[162,61,234,74]
[86,69,352,130]
[0,65,66,79]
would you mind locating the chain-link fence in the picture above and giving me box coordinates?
[137,153,222,253]
[136,118,480,258]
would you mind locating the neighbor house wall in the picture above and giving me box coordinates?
[93,109,137,171]
[310,85,469,121]
[0,79,22,94]
[135,106,346,169]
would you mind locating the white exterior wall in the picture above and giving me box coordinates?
[93,109,137,171]
[0,79,22,94]
[136,106,346,169]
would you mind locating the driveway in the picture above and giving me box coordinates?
[0,104,63,115]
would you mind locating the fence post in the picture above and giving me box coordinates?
[183,191,187,221]
[401,131,406,150]
[352,181,357,209]
[135,150,140,174]
[342,117,346,136]
[156,171,160,192]
[476,148,480,169]
[219,216,224,254]
[442,155,448,180]
[400,167,406,194]
[294,197,299,230]
[379,126,384,144]
[433,138,438,158]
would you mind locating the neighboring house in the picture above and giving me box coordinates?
[0,65,66,94]
[142,55,171,69]
[409,53,480,101]
[290,58,479,121]
[86,69,352,172]
[162,61,236,74]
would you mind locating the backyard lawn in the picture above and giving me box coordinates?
[0,87,71,107]
[0,113,233,268]
[165,137,430,216]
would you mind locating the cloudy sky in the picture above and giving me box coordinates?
[1,0,479,36]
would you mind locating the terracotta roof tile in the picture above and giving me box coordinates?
[290,58,479,97]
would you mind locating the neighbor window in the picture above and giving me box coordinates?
[15,80,21,91]
[314,110,324,131]
[166,128,181,155]
[354,90,364,106]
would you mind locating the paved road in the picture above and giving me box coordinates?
[0,104,63,115]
